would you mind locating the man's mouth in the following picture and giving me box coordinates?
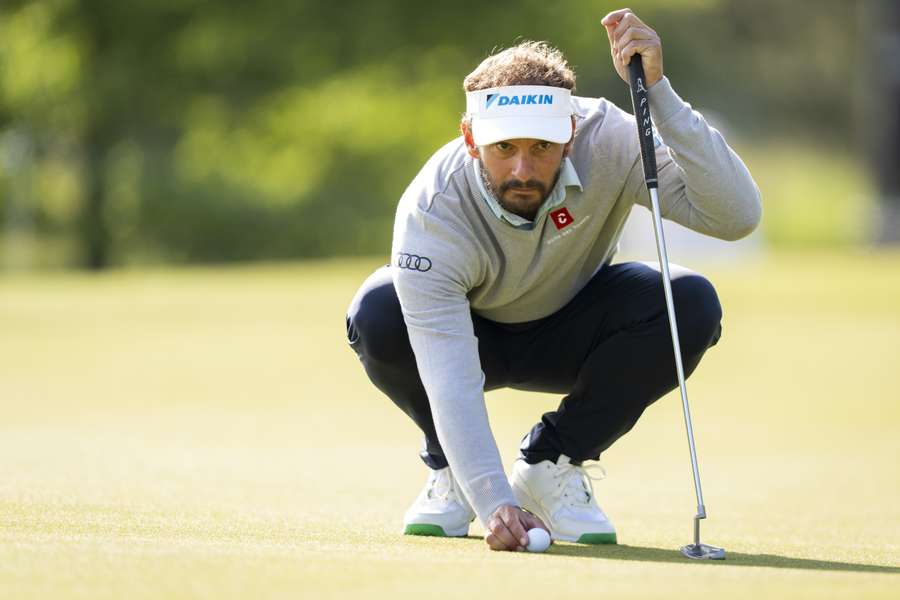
[501,181,546,198]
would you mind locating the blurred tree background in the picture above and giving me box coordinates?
[0,0,895,271]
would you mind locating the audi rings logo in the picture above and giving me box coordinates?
[396,252,432,272]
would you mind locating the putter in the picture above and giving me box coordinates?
[626,55,726,561]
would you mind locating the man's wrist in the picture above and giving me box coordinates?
[473,487,520,527]
[646,76,686,127]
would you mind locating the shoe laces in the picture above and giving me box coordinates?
[426,468,458,502]
[552,462,606,506]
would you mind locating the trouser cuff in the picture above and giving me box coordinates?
[419,443,448,470]
[519,423,598,466]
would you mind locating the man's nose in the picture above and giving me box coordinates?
[510,154,535,180]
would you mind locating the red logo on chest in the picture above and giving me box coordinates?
[550,207,574,230]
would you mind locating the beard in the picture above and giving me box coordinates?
[481,164,563,222]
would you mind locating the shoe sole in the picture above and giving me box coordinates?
[574,532,617,544]
[403,523,469,537]
[511,477,617,546]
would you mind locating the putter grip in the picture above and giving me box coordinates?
[627,55,658,189]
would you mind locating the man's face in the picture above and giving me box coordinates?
[478,138,567,221]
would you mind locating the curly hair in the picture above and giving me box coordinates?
[463,40,576,92]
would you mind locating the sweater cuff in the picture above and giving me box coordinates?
[647,76,688,126]
[467,472,519,527]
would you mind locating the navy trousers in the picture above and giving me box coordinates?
[345,261,723,468]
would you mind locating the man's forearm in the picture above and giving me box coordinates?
[646,76,762,240]
[394,267,518,526]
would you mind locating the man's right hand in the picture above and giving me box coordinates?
[484,505,550,552]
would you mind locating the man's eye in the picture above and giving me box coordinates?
[536,142,552,151]
[496,143,511,151]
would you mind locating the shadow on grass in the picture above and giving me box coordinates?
[544,543,900,574]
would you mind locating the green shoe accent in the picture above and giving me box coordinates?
[404,524,447,537]
[576,532,617,544]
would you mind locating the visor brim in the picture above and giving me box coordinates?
[472,116,573,146]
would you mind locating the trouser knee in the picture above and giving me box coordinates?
[671,273,723,356]
[346,267,412,366]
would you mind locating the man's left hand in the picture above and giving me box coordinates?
[601,9,664,87]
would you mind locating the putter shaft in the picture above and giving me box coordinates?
[648,187,706,525]
[627,55,722,558]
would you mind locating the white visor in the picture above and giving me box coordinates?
[465,85,573,145]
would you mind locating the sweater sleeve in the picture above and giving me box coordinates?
[626,76,762,240]
[391,205,517,526]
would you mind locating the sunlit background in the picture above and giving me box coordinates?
[1,0,897,271]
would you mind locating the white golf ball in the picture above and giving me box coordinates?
[526,528,551,553]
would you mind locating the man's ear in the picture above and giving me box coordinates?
[460,121,480,159]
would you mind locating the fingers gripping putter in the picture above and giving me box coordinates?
[627,56,726,561]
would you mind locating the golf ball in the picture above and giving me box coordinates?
[526,527,551,553]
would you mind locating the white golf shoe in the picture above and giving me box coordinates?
[510,454,617,544]
[403,466,475,537]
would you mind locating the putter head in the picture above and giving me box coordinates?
[680,543,726,560]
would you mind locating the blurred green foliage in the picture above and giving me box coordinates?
[0,0,868,269]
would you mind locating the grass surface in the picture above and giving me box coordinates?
[740,140,874,247]
[1,250,899,599]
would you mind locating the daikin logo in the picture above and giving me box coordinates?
[486,93,554,109]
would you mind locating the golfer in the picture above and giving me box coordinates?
[346,9,761,552]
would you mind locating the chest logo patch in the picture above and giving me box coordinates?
[550,207,574,230]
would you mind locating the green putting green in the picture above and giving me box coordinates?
[1,249,898,599]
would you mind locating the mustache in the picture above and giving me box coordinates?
[499,179,547,196]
